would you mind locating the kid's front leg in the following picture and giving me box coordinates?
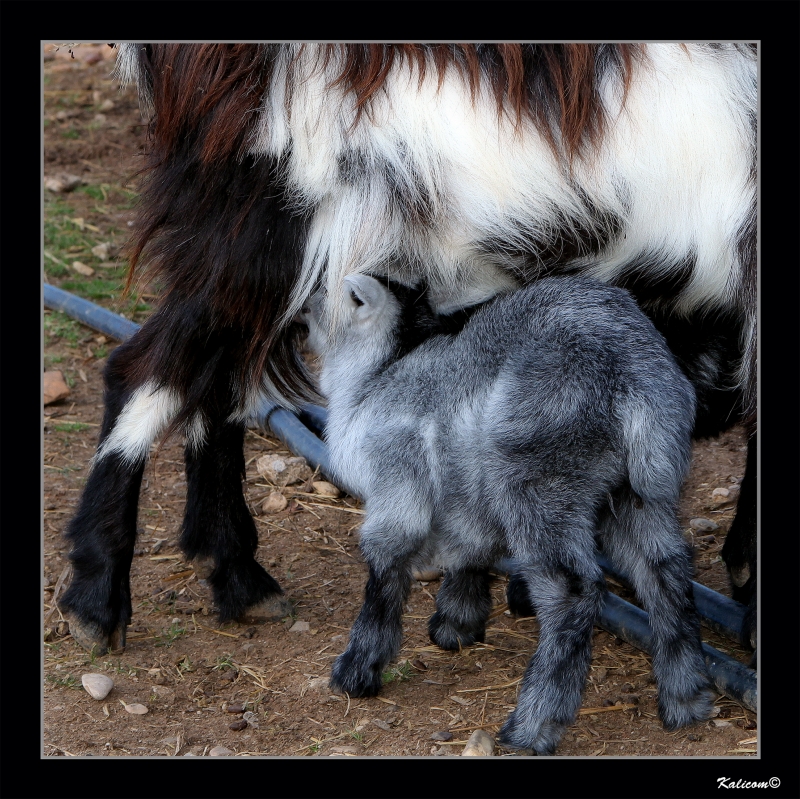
[329,562,410,697]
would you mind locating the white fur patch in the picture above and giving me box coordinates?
[249,44,755,376]
[93,382,180,466]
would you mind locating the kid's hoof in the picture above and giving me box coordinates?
[65,614,126,655]
[239,595,293,623]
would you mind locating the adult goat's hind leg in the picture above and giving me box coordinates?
[180,416,290,623]
[721,432,757,654]
[60,338,177,654]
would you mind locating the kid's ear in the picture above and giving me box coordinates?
[343,274,390,315]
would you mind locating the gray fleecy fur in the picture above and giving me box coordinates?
[303,274,714,755]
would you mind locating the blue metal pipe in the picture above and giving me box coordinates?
[596,554,748,645]
[600,591,757,713]
[44,284,140,342]
[44,287,757,711]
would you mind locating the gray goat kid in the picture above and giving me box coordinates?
[303,274,713,755]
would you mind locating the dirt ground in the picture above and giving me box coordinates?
[43,44,757,761]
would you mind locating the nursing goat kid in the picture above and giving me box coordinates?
[60,44,757,656]
[304,274,713,755]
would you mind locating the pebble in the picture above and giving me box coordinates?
[461,729,495,756]
[289,620,310,633]
[209,746,233,757]
[124,703,149,715]
[242,711,260,729]
[229,719,248,731]
[412,567,443,582]
[261,491,288,513]
[71,261,95,277]
[311,481,341,498]
[689,518,719,532]
[430,730,453,741]
[372,719,392,732]
[330,745,360,755]
[226,703,245,714]
[255,455,311,487]
[44,173,82,193]
[44,371,70,405]
[81,673,114,700]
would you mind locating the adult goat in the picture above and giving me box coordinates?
[60,43,757,655]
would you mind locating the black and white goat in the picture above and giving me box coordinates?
[60,44,757,655]
[303,273,713,755]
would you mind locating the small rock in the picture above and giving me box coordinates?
[686,733,702,742]
[412,567,443,582]
[71,261,95,277]
[689,518,719,532]
[330,745,360,755]
[461,728,495,756]
[99,99,115,111]
[124,703,149,715]
[431,730,453,741]
[256,455,311,487]
[82,673,114,700]
[44,173,82,193]
[372,719,392,732]
[592,667,607,682]
[148,668,166,685]
[44,371,70,405]
[311,481,341,498]
[242,711,260,729]
[150,685,175,704]
[289,620,310,633]
[91,242,116,260]
[712,719,732,728]
[307,676,329,693]
[261,491,288,513]
[229,719,248,731]
[226,703,245,714]
[209,746,233,756]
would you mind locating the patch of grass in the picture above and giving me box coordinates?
[61,127,80,140]
[46,673,81,690]
[53,421,91,433]
[382,660,413,686]
[213,654,236,671]
[77,184,105,202]
[44,311,82,346]
[154,620,187,648]
[102,660,137,677]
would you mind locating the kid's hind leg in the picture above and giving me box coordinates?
[428,567,493,650]
[498,554,605,754]
[180,416,290,623]
[60,340,177,654]
[599,486,714,730]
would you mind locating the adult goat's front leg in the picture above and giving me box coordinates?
[180,418,289,623]
[60,340,175,654]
